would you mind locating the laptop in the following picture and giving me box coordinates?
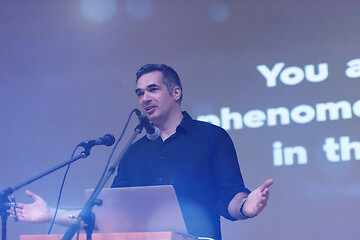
[84,185,188,235]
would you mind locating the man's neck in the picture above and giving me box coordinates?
[154,108,183,141]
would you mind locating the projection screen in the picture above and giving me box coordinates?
[0,1,359,239]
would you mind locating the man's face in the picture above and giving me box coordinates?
[135,71,177,123]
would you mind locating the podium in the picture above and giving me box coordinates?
[20,232,191,240]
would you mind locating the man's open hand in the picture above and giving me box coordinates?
[9,190,51,223]
[243,179,274,217]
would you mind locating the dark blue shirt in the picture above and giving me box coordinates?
[111,112,250,240]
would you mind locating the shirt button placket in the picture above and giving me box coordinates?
[158,155,165,182]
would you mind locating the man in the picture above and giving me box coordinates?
[11,64,273,240]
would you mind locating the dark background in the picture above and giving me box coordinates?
[0,1,359,239]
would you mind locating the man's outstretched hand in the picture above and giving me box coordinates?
[242,179,274,217]
[9,190,51,223]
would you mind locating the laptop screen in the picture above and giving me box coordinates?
[84,185,188,235]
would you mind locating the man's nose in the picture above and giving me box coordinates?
[142,91,151,102]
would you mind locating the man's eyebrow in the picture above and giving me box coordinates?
[135,84,160,94]
[147,84,159,88]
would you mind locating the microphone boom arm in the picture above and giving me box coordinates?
[0,150,88,240]
[62,124,143,240]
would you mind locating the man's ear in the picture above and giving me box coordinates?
[172,86,182,102]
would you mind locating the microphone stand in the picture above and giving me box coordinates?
[0,145,94,240]
[0,195,10,240]
[62,124,143,240]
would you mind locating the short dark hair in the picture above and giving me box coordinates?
[136,63,183,103]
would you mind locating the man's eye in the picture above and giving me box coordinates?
[137,92,144,97]
[150,88,158,92]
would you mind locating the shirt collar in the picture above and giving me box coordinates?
[177,111,193,133]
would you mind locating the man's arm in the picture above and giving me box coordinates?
[228,179,273,219]
[9,190,81,227]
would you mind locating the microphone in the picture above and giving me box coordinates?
[134,109,160,140]
[78,134,116,149]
